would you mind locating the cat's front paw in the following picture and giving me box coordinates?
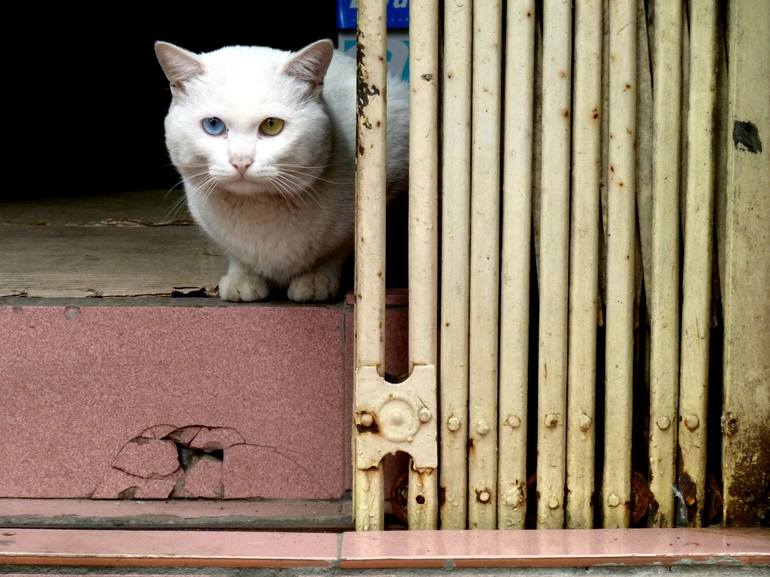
[218,271,270,302]
[287,271,340,302]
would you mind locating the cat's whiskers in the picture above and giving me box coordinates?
[277,166,352,186]
[275,171,328,211]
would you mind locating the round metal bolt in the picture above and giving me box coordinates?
[504,492,521,508]
[360,413,374,427]
[446,416,461,432]
[506,415,522,429]
[608,494,620,507]
[578,413,593,432]
[656,416,671,430]
[390,410,405,426]
[544,413,558,428]
[418,407,432,423]
[478,490,491,503]
[476,420,490,435]
[684,414,700,431]
[548,498,559,510]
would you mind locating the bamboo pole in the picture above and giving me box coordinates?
[440,0,472,530]
[353,0,388,531]
[498,0,536,530]
[407,0,439,530]
[468,0,503,529]
[722,0,770,527]
[536,0,572,529]
[649,0,683,528]
[678,0,717,528]
[602,0,637,529]
[565,0,602,529]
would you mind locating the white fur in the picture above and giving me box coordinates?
[157,41,409,302]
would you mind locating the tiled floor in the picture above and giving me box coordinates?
[1,528,768,570]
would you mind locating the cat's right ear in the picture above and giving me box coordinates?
[155,42,204,94]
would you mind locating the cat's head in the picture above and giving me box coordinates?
[156,40,334,198]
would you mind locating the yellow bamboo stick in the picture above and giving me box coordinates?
[440,0,472,530]
[498,0,536,530]
[536,0,572,529]
[468,0,503,529]
[566,0,602,529]
[602,0,637,529]
[649,0,683,528]
[353,0,388,531]
[678,0,717,528]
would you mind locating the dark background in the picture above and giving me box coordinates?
[7,2,339,199]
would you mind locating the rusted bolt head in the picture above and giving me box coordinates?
[684,414,700,431]
[608,494,620,507]
[506,415,522,429]
[504,490,521,508]
[418,407,432,423]
[721,412,738,437]
[447,416,461,431]
[478,490,491,503]
[656,416,671,430]
[360,413,374,427]
[578,413,593,432]
[548,497,559,509]
[544,414,558,428]
[476,420,490,435]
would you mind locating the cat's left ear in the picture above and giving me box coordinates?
[281,39,334,95]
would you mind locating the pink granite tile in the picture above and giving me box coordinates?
[223,443,322,499]
[0,304,345,500]
[188,426,244,451]
[176,455,222,498]
[91,467,181,499]
[0,528,338,568]
[112,439,180,478]
[340,528,770,568]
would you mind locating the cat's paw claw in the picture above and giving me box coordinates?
[287,271,340,302]
[218,272,270,302]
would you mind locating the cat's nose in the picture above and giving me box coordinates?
[230,158,253,176]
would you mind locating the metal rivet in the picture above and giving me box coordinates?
[684,414,700,431]
[656,416,671,430]
[544,414,558,428]
[504,492,521,508]
[447,416,461,431]
[505,415,522,429]
[578,413,593,432]
[418,407,432,423]
[608,494,620,507]
[548,498,559,509]
[476,420,490,435]
[478,490,491,503]
[360,413,373,427]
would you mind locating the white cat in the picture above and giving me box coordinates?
[155,40,409,302]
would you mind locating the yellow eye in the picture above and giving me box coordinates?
[260,117,284,136]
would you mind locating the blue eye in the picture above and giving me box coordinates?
[202,117,226,136]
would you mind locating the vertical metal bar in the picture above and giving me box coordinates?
[566,0,602,529]
[407,0,439,530]
[722,0,770,527]
[498,0,536,530]
[354,0,388,531]
[602,0,637,529]
[679,0,717,528]
[649,0,683,528]
[468,0,503,529]
[536,0,572,529]
[440,0,472,530]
